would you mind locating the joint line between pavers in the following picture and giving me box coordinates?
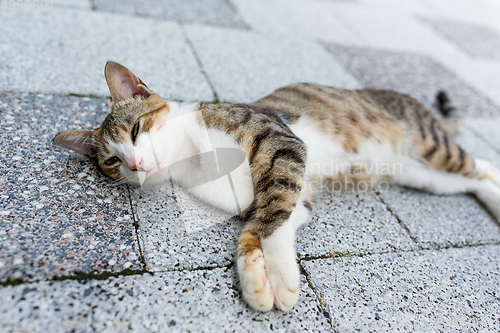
[298,260,337,332]
[148,261,235,274]
[222,0,252,30]
[0,89,111,99]
[180,24,220,102]
[373,189,420,244]
[299,239,500,263]
[299,251,364,262]
[468,127,500,158]
[126,186,148,272]
[416,239,500,252]
[0,268,151,288]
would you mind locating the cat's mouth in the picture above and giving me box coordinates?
[145,162,163,179]
[135,162,163,180]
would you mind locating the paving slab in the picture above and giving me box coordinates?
[356,0,434,16]
[417,0,500,34]
[231,0,363,45]
[0,268,332,332]
[445,59,500,110]
[0,92,142,282]
[326,1,457,54]
[325,44,500,117]
[297,189,415,258]
[423,18,500,61]
[131,183,239,271]
[467,118,500,155]
[378,129,500,248]
[184,24,360,103]
[480,0,500,14]
[52,0,91,10]
[93,0,246,28]
[302,244,500,332]
[0,8,213,101]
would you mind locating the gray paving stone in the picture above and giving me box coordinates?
[297,189,415,258]
[417,0,500,33]
[0,92,142,282]
[424,18,500,61]
[325,44,500,117]
[378,129,500,248]
[0,8,213,101]
[132,183,239,271]
[231,0,363,45]
[357,0,433,16]
[0,268,332,332]
[481,0,500,16]
[184,24,361,103]
[447,60,500,110]
[93,0,246,28]
[455,129,500,167]
[467,118,500,155]
[302,245,500,332]
[329,1,452,53]
[53,0,91,9]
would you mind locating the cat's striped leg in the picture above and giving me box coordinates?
[237,182,314,311]
[234,112,312,311]
[261,186,313,311]
[398,117,500,221]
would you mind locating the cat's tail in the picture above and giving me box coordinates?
[436,91,464,136]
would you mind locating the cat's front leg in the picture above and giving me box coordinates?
[262,201,311,311]
[237,220,304,312]
[237,223,275,311]
[237,184,313,311]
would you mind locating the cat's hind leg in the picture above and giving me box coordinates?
[391,154,500,222]
[470,158,500,221]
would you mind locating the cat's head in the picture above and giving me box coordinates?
[53,61,172,185]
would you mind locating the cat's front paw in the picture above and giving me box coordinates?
[237,249,274,311]
[266,262,300,311]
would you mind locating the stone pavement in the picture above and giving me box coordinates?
[1,0,500,331]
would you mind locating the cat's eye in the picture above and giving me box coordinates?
[132,122,140,141]
[104,157,120,166]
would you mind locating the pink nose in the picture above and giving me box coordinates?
[127,156,142,171]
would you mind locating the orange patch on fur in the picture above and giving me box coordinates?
[237,229,261,258]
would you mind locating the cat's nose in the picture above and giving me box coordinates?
[127,156,143,171]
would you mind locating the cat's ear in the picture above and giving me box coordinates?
[104,61,151,103]
[53,129,98,156]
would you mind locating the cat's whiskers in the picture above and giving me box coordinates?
[110,176,128,186]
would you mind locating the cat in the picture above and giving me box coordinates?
[53,61,500,312]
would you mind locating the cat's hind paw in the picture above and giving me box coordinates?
[237,249,274,311]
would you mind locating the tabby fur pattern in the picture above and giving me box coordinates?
[54,62,500,312]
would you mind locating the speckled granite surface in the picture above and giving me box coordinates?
[1,0,500,332]
[325,44,500,118]
[93,0,247,28]
[302,245,500,332]
[423,18,500,61]
[0,92,142,282]
[0,269,332,333]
